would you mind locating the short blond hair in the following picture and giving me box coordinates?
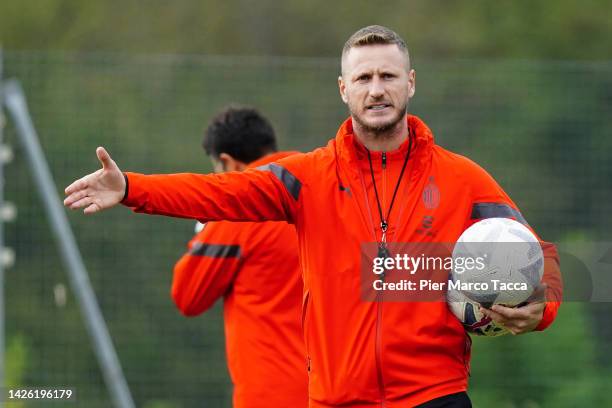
[342,25,410,72]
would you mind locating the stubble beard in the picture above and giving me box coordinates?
[351,102,408,139]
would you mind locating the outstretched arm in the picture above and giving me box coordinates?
[64,148,302,223]
[64,147,126,214]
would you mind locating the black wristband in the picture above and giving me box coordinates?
[121,173,129,203]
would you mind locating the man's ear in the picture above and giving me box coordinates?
[210,156,224,174]
[338,75,348,104]
[219,153,247,172]
[218,153,236,172]
[408,69,416,98]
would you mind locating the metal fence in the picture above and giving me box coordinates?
[1,51,611,407]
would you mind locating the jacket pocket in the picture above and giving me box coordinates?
[463,333,472,376]
[301,290,311,372]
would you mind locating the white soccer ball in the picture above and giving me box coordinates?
[450,217,544,308]
[447,288,509,337]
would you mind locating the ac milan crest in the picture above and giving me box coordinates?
[422,176,440,210]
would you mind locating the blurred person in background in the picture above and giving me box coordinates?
[65,26,561,408]
[171,106,307,408]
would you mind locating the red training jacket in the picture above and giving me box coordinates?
[123,116,561,407]
[171,152,308,408]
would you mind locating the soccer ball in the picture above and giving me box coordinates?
[450,217,544,308]
[447,218,545,336]
[447,288,509,337]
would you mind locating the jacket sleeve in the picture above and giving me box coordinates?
[462,157,562,331]
[534,242,562,331]
[171,222,242,316]
[122,163,302,224]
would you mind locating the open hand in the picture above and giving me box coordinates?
[64,147,126,214]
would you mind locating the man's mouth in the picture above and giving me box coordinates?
[367,104,391,111]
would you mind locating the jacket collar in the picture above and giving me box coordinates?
[333,114,434,171]
[248,151,297,168]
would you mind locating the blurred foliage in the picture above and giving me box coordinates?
[5,334,28,408]
[0,2,611,407]
[470,303,610,407]
[1,0,612,59]
[6,334,28,389]
[2,50,610,407]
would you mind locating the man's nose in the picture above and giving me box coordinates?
[368,78,385,98]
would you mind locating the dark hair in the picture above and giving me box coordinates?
[203,106,277,163]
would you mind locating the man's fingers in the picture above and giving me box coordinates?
[481,301,545,335]
[479,306,507,324]
[84,203,102,215]
[64,188,89,207]
[96,146,115,170]
[490,304,521,319]
[481,306,524,335]
[64,176,89,196]
[69,196,93,210]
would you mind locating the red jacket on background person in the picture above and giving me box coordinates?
[123,115,561,408]
[171,151,308,408]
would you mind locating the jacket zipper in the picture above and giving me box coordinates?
[381,152,387,230]
[353,144,413,407]
[375,294,385,407]
[376,152,387,407]
[301,291,311,374]
[356,151,389,406]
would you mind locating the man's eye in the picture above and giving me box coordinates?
[357,75,370,82]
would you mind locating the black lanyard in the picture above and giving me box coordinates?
[366,130,412,258]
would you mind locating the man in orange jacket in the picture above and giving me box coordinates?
[65,26,561,408]
[171,107,307,408]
